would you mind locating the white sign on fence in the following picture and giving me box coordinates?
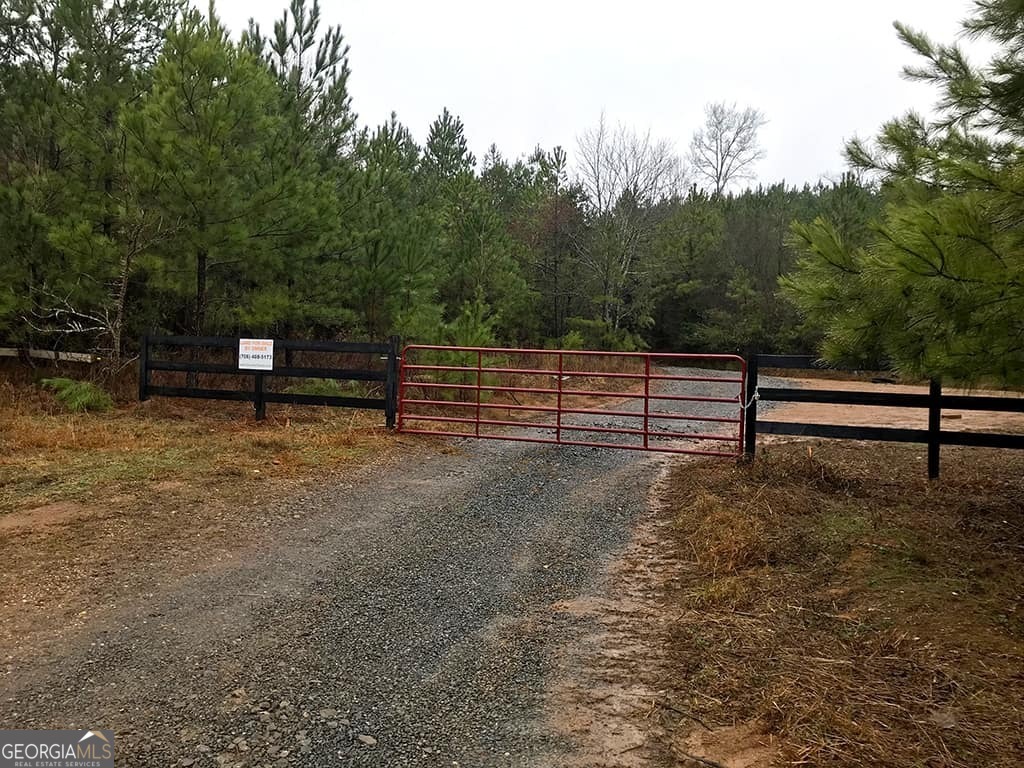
[238,338,274,371]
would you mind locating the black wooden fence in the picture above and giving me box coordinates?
[139,335,400,427]
[744,354,1024,478]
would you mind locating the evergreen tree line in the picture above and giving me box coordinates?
[0,0,883,370]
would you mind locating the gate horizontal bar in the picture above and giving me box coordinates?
[400,398,741,424]
[403,344,745,363]
[652,392,740,404]
[403,414,556,430]
[402,363,741,384]
[402,398,558,414]
[401,413,739,443]
[559,424,737,442]
[399,427,741,457]
[405,380,740,403]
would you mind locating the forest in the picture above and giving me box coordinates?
[0,0,884,368]
[2,0,1021,385]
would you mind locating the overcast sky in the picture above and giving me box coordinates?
[215,0,977,187]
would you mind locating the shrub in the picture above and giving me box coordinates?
[565,317,647,351]
[40,378,114,412]
[553,330,587,350]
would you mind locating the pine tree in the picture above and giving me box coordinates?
[421,108,475,184]
[418,109,531,342]
[240,0,361,340]
[127,7,335,338]
[0,0,77,345]
[0,0,178,360]
[784,1,1024,383]
[648,188,726,350]
[348,114,442,341]
[49,0,179,362]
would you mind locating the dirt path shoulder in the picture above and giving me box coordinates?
[546,434,1024,767]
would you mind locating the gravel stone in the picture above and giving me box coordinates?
[0,367,787,766]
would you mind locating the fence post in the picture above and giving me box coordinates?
[643,355,651,450]
[556,351,563,444]
[475,349,482,438]
[138,334,150,402]
[385,335,400,429]
[743,350,759,460]
[254,372,266,421]
[928,378,941,479]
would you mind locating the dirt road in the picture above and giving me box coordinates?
[1,369,757,767]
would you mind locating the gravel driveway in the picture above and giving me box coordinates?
[1,368,782,767]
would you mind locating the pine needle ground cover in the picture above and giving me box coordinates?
[659,443,1024,767]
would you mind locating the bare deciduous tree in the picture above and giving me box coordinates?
[690,102,767,196]
[577,113,686,214]
[575,114,686,332]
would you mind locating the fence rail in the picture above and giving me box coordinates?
[0,347,100,364]
[746,354,1024,478]
[139,335,400,425]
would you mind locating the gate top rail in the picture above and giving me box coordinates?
[402,344,745,364]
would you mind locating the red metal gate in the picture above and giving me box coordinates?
[397,345,746,457]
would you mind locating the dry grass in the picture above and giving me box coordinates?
[660,442,1024,767]
[0,380,390,515]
